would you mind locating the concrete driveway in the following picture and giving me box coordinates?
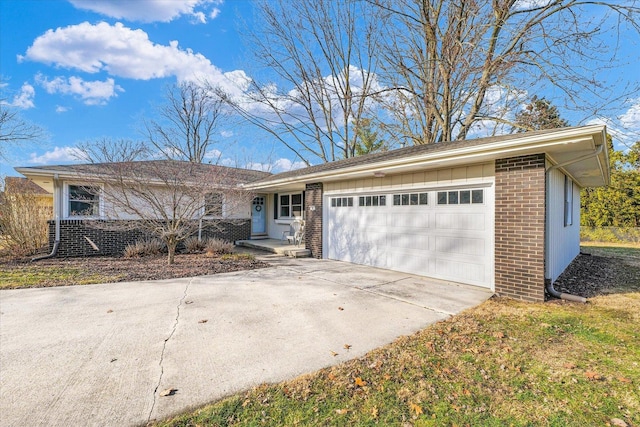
[0,255,492,426]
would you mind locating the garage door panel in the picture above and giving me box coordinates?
[326,186,493,288]
[435,258,487,285]
[435,236,486,256]
[435,213,487,230]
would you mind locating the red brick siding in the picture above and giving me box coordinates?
[304,183,323,258]
[495,154,546,301]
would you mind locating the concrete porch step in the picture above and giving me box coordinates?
[236,239,311,258]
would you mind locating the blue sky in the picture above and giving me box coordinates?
[1,0,639,178]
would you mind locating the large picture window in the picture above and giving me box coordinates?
[279,193,303,218]
[68,185,100,216]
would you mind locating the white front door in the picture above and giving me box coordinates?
[326,187,494,288]
[251,196,266,236]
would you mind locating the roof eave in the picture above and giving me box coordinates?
[245,125,608,190]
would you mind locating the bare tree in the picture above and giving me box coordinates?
[375,0,640,144]
[220,0,385,164]
[144,81,226,163]
[76,139,259,264]
[0,101,46,161]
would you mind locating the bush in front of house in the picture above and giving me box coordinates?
[204,237,234,256]
[184,236,206,253]
[123,238,166,258]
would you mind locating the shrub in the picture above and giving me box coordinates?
[123,238,165,258]
[204,237,234,256]
[0,178,52,256]
[184,236,206,253]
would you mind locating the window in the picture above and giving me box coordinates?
[438,189,484,205]
[392,192,428,206]
[280,193,303,218]
[331,197,353,207]
[68,185,100,216]
[358,195,386,207]
[205,192,223,217]
[564,176,573,226]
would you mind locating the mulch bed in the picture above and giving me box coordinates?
[1,252,269,288]
[552,250,640,298]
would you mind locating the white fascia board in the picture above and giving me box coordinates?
[245,125,607,190]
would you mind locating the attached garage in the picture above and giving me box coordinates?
[325,184,494,288]
[244,125,610,302]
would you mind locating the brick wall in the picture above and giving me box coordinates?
[494,154,546,301]
[48,219,251,258]
[304,183,323,259]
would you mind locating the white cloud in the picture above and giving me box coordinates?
[246,158,307,173]
[220,130,233,138]
[210,8,221,19]
[29,146,84,164]
[619,98,640,130]
[55,105,69,113]
[68,0,222,23]
[21,22,245,91]
[5,83,36,109]
[36,74,124,105]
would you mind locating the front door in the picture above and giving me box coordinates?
[251,196,267,236]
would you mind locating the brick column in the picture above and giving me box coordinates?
[495,154,546,301]
[304,183,323,259]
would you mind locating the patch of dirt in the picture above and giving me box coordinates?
[552,251,640,298]
[1,250,269,288]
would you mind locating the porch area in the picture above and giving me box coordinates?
[236,238,311,258]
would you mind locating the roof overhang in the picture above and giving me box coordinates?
[244,125,609,192]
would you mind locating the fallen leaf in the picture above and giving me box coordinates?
[585,371,602,380]
[616,376,631,384]
[409,402,423,416]
[493,331,505,339]
[354,377,367,387]
[463,388,471,396]
[563,363,577,369]
[335,408,348,415]
[330,351,339,357]
[110,358,117,363]
[611,418,628,427]
[327,372,336,381]
[160,388,178,397]
[185,301,194,305]
[338,306,344,311]
[371,406,378,418]
[344,344,352,350]
[106,309,113,313]
[242,399,250,407]
[198,319,208,324]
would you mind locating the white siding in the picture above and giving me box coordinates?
[546,167,581,282]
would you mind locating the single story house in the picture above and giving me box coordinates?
[16,125,609,302]
[242,125,609,302]
[14,160,270,257]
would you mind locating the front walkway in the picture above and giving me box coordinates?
[0,255,492,426]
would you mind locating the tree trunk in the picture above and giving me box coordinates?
[167,241,177,265]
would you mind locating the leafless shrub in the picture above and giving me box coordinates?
[0,177,51,256]
[184,236,206,253]
[205,238,234,256]
[122,238,165,258]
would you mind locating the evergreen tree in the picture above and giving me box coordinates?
[513,96,570,132]
[354,118,387,156]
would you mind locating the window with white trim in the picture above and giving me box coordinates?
[564,176,573,226]
[358,195,386,207]
[393,192,428,206]
[280,193,303,218]
[204,192,223,217]
[437,189,483,205]
[330,197,353,207]
[68,185,100,216]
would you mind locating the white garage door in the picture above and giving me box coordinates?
[326,186,493,288]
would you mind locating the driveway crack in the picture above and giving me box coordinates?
[147,278,192,424]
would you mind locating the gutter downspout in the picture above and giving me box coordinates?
[32,174,61,261]
[544,143,604,303]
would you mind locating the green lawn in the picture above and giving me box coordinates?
[157,250,640,427]
[580,243,640,259]
[0,266,122,289]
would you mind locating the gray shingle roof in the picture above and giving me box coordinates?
[18,160,271,185]
[251,127,577,184]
